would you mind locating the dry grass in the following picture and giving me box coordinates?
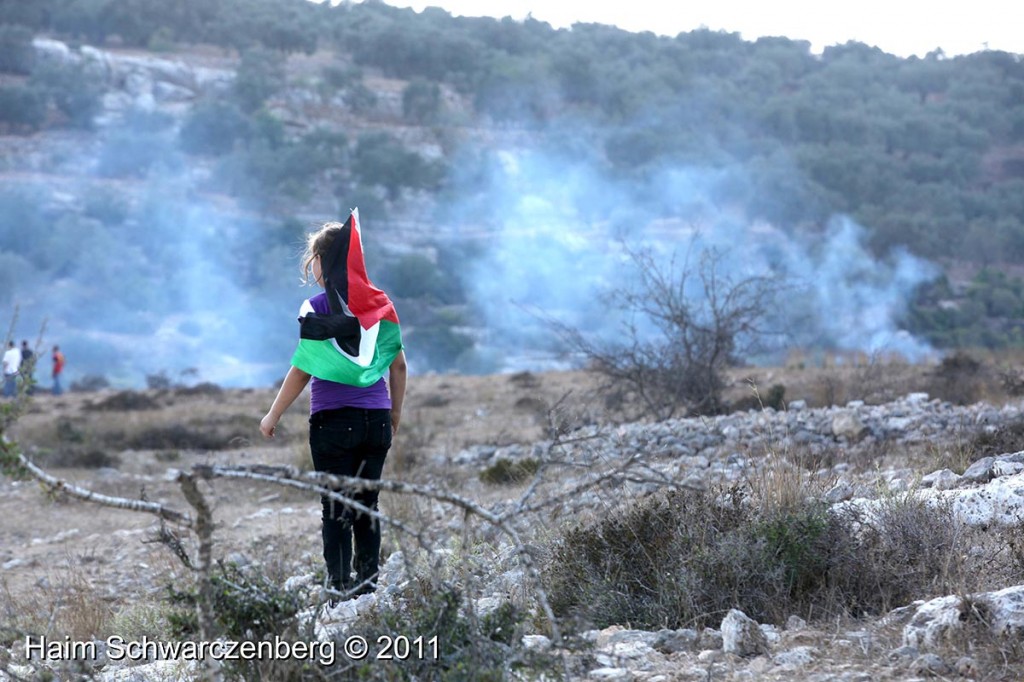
[12,389,284,461]
[0,561,118,647]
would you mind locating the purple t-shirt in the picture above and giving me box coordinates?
[305,292,392,414]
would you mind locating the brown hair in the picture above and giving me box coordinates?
[301,221,345,284]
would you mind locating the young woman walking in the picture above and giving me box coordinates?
[260,210,406,600]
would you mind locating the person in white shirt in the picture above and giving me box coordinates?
[3,341,21,398]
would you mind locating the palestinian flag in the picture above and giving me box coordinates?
[291,209,403,386]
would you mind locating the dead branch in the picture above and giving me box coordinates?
[189,463,563,643]
[15,452,190,524]
[143,521,194,569]
[177,472,223,682]
[187,464,431,550]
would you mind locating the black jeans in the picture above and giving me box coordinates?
[309,407,391,592]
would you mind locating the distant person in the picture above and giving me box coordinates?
[260,210,406,603]
[3,341,20,398]
[52,345,65,396]
[20,340,35,389]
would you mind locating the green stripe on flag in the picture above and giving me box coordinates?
[291,319,403,387]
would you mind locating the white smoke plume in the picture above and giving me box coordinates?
[454,150,938,368]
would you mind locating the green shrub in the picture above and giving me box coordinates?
[82,190,128,225]
[32,446,121,469]
[353,132,445,199]
[345,579,550,682]
[732,383,786,412]
[382,253,450,302]
[83,390,160,412]
[173,382,224,397]
[971,417,1024,458]
[402,78,442,124]
[0,24,35,74]
[833,493,965,613]
[321,64,362,90]
[166,562,302,640]
[928,351,989,405]
[29,60,102,129]
[56,417,85,443]
[344,80,378,114]
[179,100,250,156]
[479,457,539,485]
[232,47,285,112]
[0,84,45,131]
[70,375,111,392]
[96,131,168,178]
[126,424,238,451]
[544,487,969,630]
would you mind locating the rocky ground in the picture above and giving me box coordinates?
[2,368,1024,680]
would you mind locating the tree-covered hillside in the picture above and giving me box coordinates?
[1,0,1023,383]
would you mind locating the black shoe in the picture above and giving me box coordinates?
[352,582,376,597]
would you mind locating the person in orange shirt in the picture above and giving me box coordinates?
[51,345,65,396]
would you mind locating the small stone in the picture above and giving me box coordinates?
[594,626,626,649]
[759,624,781,646]
[888,478,909,492]
[920,468,960,490]
[700,628,723,650]
[785,615,807,631]
[608,629,659,647]
[831,412,869,441]
[283,573,315,592]
[773,646,816,668]
[787,400,807,411]
[954,655,978,677]
[824,482,855,503]
[474,595,507,617]
[522,635,551,652]
[912,653,952,677]
[697,649,721,663]
[225,552,251,567]
[889,645,919,663]
[653,628,698,654]
[747,655,773,674]
[961,456,996,484]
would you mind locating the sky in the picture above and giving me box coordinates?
[352,0,1023,58]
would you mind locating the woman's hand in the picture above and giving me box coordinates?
[391,410,401,436]
[260,413,279,439]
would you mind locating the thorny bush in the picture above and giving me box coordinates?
[544,487,974,631]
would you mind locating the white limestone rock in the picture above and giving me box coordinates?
[773,646,816,668]
[721,609,770,657]
[920,468,960,490]
[831,412,869,441]
[903,585,1024,650]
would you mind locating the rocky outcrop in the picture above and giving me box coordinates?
[32,37,234,125]
[903,585,1024,650]
[841,455,1024,527]
[455,392,1023,470]
[456,394,1024,520]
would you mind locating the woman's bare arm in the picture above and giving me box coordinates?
[260,366,312,438]
[389,350,407,435]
